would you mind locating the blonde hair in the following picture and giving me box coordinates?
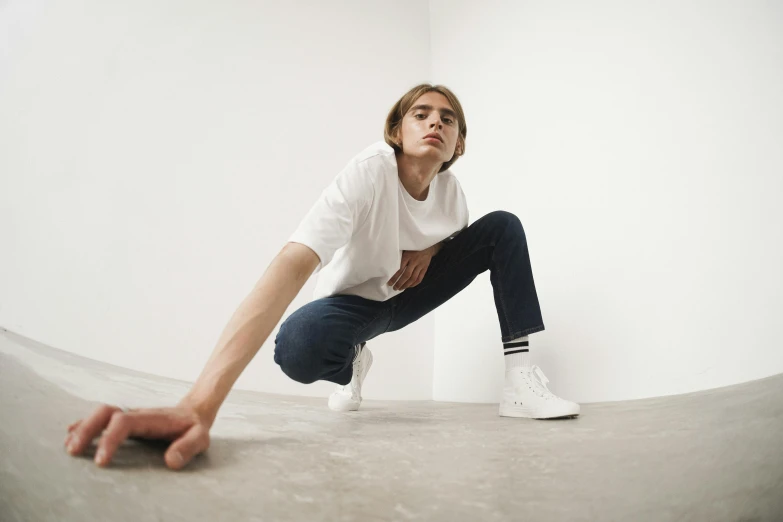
[383,83,467,173]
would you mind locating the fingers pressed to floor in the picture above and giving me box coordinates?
[66,405,120,456]
[93,410,193,467]
[165,424,210,470]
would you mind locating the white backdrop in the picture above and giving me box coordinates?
[2,0,781,403]
[430,0,783,403]
[0,0,435,400]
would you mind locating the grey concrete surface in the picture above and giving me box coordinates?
[1,329,782,522]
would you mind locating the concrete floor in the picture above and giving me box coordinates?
[1,329,782,522]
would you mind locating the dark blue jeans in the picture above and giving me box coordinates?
[274,210,545,386]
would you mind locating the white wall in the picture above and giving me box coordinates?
[430,0,783,402]
[3,0,781,405]
[0,0,435,400]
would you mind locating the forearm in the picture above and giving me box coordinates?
[431,227,464,257]
[181,244,315,426]
[430,239,447,257]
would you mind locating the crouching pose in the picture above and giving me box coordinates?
[64,83,578,471]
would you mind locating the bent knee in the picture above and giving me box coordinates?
[273,339,320,384]
[273,322,325,384]
[485,210,520,225]
[484,210,524,235]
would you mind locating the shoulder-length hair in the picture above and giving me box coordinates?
[383,83,467,173]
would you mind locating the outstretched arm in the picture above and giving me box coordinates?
[65,242,320,470]
[181,242,319,425]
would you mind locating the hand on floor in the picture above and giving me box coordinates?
[64,401,211,470]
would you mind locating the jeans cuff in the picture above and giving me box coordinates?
[502,324,545,343]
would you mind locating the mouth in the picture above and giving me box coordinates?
[424,136,443,143]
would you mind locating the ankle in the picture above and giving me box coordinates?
[503,335,531,370]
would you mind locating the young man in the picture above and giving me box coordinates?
[64,84,579,471]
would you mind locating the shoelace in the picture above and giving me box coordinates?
[352,344,363,378]
[338,344,363,398]
[528,365,557,399]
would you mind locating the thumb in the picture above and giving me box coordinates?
[165,424,210,470]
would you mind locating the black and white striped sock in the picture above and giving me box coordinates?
[503,335,530,370]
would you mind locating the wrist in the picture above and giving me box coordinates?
[179,392,219,428]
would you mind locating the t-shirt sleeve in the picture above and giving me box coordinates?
[288,161,374,272]
[445,179,470,242]
[458,182,469,228]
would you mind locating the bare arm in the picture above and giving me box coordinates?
[181,242,319,425]
[65,242,320,469]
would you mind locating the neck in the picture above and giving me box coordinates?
[396,151,441,201]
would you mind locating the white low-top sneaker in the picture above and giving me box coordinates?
[328,342,373,412]
[499,365,580,419]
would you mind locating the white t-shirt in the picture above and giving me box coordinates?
[289,140,470,302]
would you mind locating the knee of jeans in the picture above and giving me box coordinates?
[486,210,525,237]
[273,329,321,385]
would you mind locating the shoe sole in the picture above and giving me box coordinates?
[499,403,580,419]
[328,349,373,412]
[328,395,360,412]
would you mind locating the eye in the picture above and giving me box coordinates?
[415,113,454,124]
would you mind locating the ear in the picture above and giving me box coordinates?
[392,128,402,147]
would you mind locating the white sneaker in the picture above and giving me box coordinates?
[328,342,373,412]
[499,365,580,419]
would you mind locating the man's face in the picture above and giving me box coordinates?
[397,92,461,165]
